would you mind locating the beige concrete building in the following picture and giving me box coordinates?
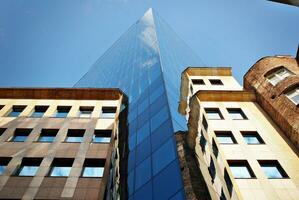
[177,67,299,200]
[0,88,127,199]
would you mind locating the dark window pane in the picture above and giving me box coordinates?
[208,157,216,182]
[209,79,223,85]
[150,106,169,132]
[93,130,111,143]
[10,128,32,142]
[101,107,117,118]
[49,158,74,177]
[79,106,94,118]
[202,116,208,131]
[137,122,150,145]
[8,105,26,117]
[31,106,49,118]
[136,137,151,165]
[153,139,176,175]
[0,128,6,135]
[212,139,218,158]
[55,106,71,118]
[82,159,105,178]
[17,158,42,176]
[65,129,85,143]
[192,79,205,85]
[0,157,11,175]
[224,169,233,196]
[38,129,58,143]
[135,157,151,190]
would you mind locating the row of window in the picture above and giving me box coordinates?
[0,157,105,178]
[215,131,264,145]
[205,108,248,120]
[0,128,111,143]
[0,105,117,118]
[228,160,288,179]
[266,67,299,105]
[192,79,223,86]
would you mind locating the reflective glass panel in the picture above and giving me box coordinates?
[0,166,6,175]
[18,166,39,176]
[50,167,71,177]
[65,136,83,143]
[82,167,104,177]
[38,136,55,142]
[11,135,27,142]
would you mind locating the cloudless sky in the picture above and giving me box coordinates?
[0,0,298,87]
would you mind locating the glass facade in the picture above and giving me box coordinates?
[75,9,203,199]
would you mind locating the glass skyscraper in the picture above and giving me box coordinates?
[75,8,203,200]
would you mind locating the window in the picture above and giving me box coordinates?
[0,157,11,175]
[227,108,247,120]
[241,131,264,144]
[49,158,74,177]
[9,128,32,142]
[191,79,205,85]
[209,79,223,85]
[0,128,6,136]
[31,106,49,118]
[93,130,111,143]
[8,105,26,117]
[258,160,288,179]
[215,131,237,144]
[16,158,42,176]
[202,115,208,131]
[286,87,299,105]
[38,129,58,142]
[101,107,117,118]
[205,108,224,120]
[0,105,4,111]
[224,169,233,196]
[212,139,218,158]
[266,67,293,86]
[78,106,94,118]
[228,160,255,179]
[82,159,105,178]
[65,129,85,143]
[55,106,71,118]
[208,157,216,182]
[199,132,207,153]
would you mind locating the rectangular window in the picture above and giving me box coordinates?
[212,139,219,158]
[93,130,112,143]
[9,128,32,142]
[0,157,11,175]
[0,128,6,136]
[191,79,205,85]
[8,105,26,117]
[209,79,223,85]
[16,158,42,176]
[78,106,94,118]
[199,132,207,153]
[205,108,224,120]
[49,158,74,177]
[224,169,233,196]
[55,106,71,118]
[38,129,58,143]
[215,131,237,144]
[228,160,255,179]
[82,159,105,178]
[65,129,85,143]
[202,115,208,131]
[101,107,117,118]
[227,108,247,120]
[258,160,288,179]
[267,68,293,86]
[241,131,264,144]
[286,87,299,105]
[31,106,49,118]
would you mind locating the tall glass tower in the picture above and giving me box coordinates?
[75,8,203,200]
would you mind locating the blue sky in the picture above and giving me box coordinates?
[0,0,298,87]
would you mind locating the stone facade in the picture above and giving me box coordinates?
[244,56,299,150]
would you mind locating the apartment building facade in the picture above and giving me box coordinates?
[177,66,299,200]
[0,88,126,199]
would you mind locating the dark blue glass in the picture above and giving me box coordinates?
[55,111,68,118]
[31,111,45,118]
[74,9,203,198]
[153,159,183,200]
[11,135,27,142]
[134,181,152,200]
[152,138,176,175]
[169,191,185,200]
[0,165,6,175]
[135,157,151,190]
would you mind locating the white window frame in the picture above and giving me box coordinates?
[266,68,293,86]
[286,87,299,105]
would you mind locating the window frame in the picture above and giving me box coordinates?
[215,131,237,144]
[258,160,289,179]
[286,87,299,105]
[228,160,256,179]
[227,108,248,120]
[266,67,293,86]
[81,159,105,178]
[205,108,224,120]
[64,129,85,143]
[241,131,265,145]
